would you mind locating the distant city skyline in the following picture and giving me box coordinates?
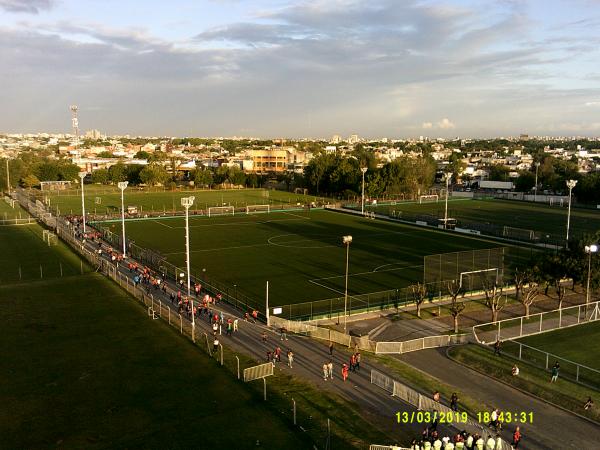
[1,0,600,138]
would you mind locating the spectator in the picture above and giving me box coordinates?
[584,396,594,410]
[323,363,328,381]
[493,340,501,356]
[280,326,288,341]
[550,361,560,383]
[450,393,459,411]
[433,391,441,403]
[511,364,519,376]
[512,426,522,449]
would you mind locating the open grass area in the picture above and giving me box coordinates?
[0,218,392,449]
[365,198,600,240]
[35,187,328,216]
[449,344,600,423]
[516,320,600,369]
[99,209,508,308]
[0,198,30,220]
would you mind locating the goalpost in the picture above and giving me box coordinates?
[459,268,500,290]
[549,198,565,207]
[42,230,58,246]
[246,204,270,214]
[419,194,439,204]
[208,206,235,217]
[502,226,536,241]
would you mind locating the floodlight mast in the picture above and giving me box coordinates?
[360,167,368,214]
[585,244,598,310]
[342,235,353,333]
[443,173,452,229]
[565,179,577,248]
[181,196,195,337]
[78,172,87,233]
[534,162,540,202]
[118,181,128,256]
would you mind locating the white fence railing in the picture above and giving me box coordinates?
[375,334,469,354]
[472,300,600,344]
[370,370,512,450]
[243,362,274,382]
[0,217,36,226]
[270,316,352,347]
[369,445,410,450]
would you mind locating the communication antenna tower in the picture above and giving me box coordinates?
[70,105,79,149]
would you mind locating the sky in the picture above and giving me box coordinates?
[1,0,600,138]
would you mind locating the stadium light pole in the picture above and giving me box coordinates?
[565,179,578,248]
[5,159,10,196]
[360,167,367,214]
[585,244,598,310]
[78,172,87,233]
[118,181,128,256]
[443,173,452,229]
[534,162,540,202]
[181,195,195,334]
[342,235,352,333]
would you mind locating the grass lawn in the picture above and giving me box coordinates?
[34,187,328,216]
[364,198,600,240]
[98,209,510,311]
[449,344,600,423]
[0,198,30,220]
[0,221,391,449]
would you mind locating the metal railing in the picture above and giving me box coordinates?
[270,316,352,347]
[375,334,469,354]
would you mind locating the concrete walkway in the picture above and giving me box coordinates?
[400,348,600,449]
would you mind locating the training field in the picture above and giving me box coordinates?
[98,209,507,308]
[0,199,30,220]
[516,320,600,369]
[364,198,600,239]
[36,186,327,216]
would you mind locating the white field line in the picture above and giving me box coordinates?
[309,264,424,284]
[163,242,270,255]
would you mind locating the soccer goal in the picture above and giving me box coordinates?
[549,198,565,207]
[3,196,15,208]
[419,194,438,204]
[502,226,536,241]
[42,230,58,246]
[95,197,102,205]
[208,206,235,217]
[459,268,500,290]
[246,204,270,214]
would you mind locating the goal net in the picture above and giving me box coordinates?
[549,198,565,207]
[459,268,500,290]
[246,204,270,214]
[208,206,235,217]
[502,226,537,241]
[95,197,102,205]
[42,230,58,246]
[419,194,438,204]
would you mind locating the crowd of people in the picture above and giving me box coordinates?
[408,426,521,449]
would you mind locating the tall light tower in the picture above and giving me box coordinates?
[534,162,540,202]
[444,173,452,229]
[565,179,578,247]
[182,195,196,335]
[70,105,79,150]
[78,172,87,233]
[360,167,368,214]
[342,235,353,333]
[5,159,10,195]
[585,244,598,310]
[118,181,128,256]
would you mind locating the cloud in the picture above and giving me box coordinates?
[0,0,54,14]
[422,122,433,129]
[437,118,455,129]
[584,101,600,106]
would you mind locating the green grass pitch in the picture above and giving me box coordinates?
[99,209,508,307]
[366,198,600,239]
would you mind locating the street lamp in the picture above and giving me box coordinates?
[181,196,195,298]
[78,172,87,233]
[534,162,540,202]
[585,244,598,310]
[360,167,368,215]
[443,173,452,229]
[342,235,352,333]
[118,181,128,256]
[565,179,578,247]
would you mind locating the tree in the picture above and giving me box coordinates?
[513,268,527,302]
[134,150,151,160]
[194,169,214,187]
[447,281,465,333]
[98,151,113,158]
[108,163,127,183]
[139,163,169,186]
[410,282,428,318]
[482,281,506,322]
[91,169,109,184]
[489,164,511,182]
[126,164,144,185]
[21,174,40,188]
[519,281,539,318]
[515,171,535,192]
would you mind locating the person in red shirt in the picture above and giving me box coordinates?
[342,363,349,381]
[512,426,522,449]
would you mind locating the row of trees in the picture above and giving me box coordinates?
[409,231,600,332]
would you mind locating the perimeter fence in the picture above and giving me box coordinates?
[370,369,512,450]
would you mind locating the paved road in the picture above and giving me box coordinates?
[400,348,600,449]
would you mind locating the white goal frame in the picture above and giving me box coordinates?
[459,268,500,289]
[42,230,58,246]
[549,198,565,207]
[502,226,535,240]
[246,204,270,214]
[208,206,235,217]
[419,194,439,204]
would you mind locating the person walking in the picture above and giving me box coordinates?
[323,363,328,381]
[327,361,334,379]
[287,350,294,368]
[349,354,356,372]
[450,393,459,412]
[329,342,334,356]
[512,426,522,449]
[233,318,239,332]
[550,361,560,383]
[355,352,361,371]
[342,363,349,381]
[275,346,282,362]
[213,336,219,353]
[262,331,267,343]
[280,326,288,341]
[493,339,501,356]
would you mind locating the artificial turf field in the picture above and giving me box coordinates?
[365,198,600,240]
[37,186,327,216]
[0,221,318,449]
[99,208,510,308]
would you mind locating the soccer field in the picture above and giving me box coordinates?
[36,186,327,216]
[517,320,600,369]
[364,198,600,240]
[97,209,515,310]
